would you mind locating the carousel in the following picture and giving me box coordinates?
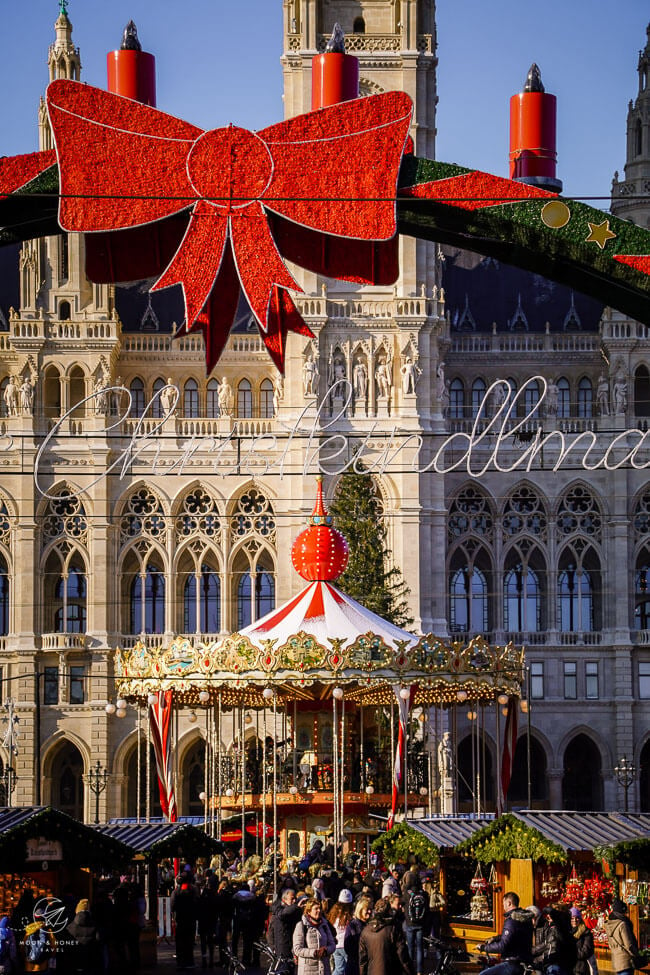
[115,479,524,870]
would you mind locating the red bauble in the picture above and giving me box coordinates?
[291,479,349,582]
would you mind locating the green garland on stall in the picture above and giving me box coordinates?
[454,814,567,864]
[371,822,439,865]
[595,839,650,873]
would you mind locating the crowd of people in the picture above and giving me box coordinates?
[479,890,641,975]
[0,860,644,975]
[163,850,443,975]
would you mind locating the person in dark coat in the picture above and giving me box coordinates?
[268,889,303,959]
[530,906,575,975]
[570,908,595,975]
[358,898,413,975]
[214,880,233,966]
[479,892,533,975]
[343,897,372,975]
[171,879,199,971]
[67,899,99,974]
[197,877,220,968]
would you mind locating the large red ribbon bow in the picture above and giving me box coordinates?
[46,81,413,372]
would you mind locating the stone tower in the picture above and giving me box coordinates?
[611,22,650,226]
[280,0,447,636]
[18,2,118,417]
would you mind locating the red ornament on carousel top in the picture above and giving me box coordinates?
[291,478,349,582]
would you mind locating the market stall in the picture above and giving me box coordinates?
[415,810,650,970]
[0,806,130,919]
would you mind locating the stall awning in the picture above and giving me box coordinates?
[410,816,496,850]
[512,811,650,852]
[97,820,223,859]
[0,806,131,869]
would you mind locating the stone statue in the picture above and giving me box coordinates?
[437,731,453,777]
[353,358,368,399]
[20,376,34,415]
[325,22,346,54]
[4,376,18,417]
[94,377,108,416]
[110,377,124,416]
[614,377,628,415]
[435,362,446,401]
[333,356,346,383]
[218,376,234,416]
[160,378,177,416]
[596,373,610,416]
[440,380,450,417]
[303,355,318,396]
[400,357,422,395]
[375,350,393,399]
[273,375,284,416]
[545,381,558,418]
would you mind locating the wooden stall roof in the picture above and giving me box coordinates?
[411,811,650,855]
[96,819,224,859]
[0,806,131,868]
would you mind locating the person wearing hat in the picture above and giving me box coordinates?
[570,907,596,975]
[605,899,641,975]
[328,890,354,975]
[358,898,413,975]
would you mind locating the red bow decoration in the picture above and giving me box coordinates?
[46,81,413,372]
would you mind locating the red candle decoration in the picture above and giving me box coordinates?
[509,63,562,193]
[107,21,156,107]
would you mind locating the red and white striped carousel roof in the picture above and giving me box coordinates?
[241,578,418,648]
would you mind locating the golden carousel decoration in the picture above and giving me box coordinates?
[115,479,524,875]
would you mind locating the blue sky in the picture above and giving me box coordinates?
[1,1,647,201]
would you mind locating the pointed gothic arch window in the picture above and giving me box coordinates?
[635,365,650,417]
[237,379,253,418]
[523,379,541,419]
[471,378,487,420]
[557,377,570,418]
[207,379,219,418]
[577,377,593,418]
[449,555,490,635]
[126,742,162,818]
[151,377,166,418]
[635,552,650,630]
[183,741,206,816]
[0,555,8,636]
[449,378,465,419]
[237,562,275,630]
[129,378,145,418]
[503,563,542,633]
[260,379,274,419]
[130,559,165,634]
[184,565,221,634]
[184,378,199,418]
[69,365,86,417]
[557,552,596,632]
[637,118,643,157]
[53,561,87,633]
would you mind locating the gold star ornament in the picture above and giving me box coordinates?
[585,219,617,250]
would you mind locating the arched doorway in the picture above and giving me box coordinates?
[508,735,548,806]
[562,733,603,810]
[182,740,206,816]
[50,740,85,819]
[456,733,495,811]
[125,742,163,819]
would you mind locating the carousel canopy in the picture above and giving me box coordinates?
[115,480,524,706]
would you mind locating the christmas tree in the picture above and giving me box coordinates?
[330,471,413,627]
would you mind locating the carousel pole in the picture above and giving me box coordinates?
[390,703,395,806]
[293,699,298,789]
[262,702,268,861]
[272,690,278,900]
[360,703,365,791]
[204,707,210,834]
[136,704,142,823]
[340,692,345,844]
[240,702,246,868]
[332,692,338,868]
[146,708,151,823]
[217,693,223,842]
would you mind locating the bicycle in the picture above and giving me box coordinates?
[222,946,247,975]
[424,935,471,975]
[254,940,295,975]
